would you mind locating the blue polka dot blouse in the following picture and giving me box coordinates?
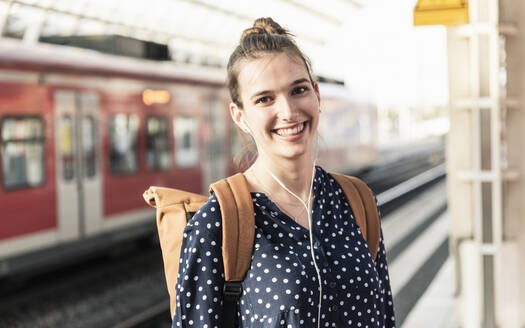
[173,166,396,327]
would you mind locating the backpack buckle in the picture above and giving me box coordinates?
[223,281,243,300]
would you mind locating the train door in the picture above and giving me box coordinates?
[54,91,102,240]
[202,99,227,191]
[78,93,102,235]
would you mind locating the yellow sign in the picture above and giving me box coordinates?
[142,89,171,106]
[414,0,469,26]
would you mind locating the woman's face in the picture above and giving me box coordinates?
[230,52,320,162]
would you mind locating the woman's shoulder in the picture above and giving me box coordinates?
[318,166,373,191]
[184,193,223,238]
[315,165,343,189]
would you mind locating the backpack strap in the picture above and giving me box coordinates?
[209,173,255,328]
[330,173,381,261]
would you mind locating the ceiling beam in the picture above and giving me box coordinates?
[343,0,365,9]
[184,0,252,21]
[181,0,327,45]
[280,0,343,25]
[0,0,342,60]
[2,0,232,49]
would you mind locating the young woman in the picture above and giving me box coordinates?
[173,18,396,328]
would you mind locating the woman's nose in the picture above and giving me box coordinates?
[276,96,297,121]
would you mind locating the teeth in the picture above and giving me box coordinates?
[276,122,305,136]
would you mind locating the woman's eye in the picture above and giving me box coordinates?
[292,86,308,95]
[255,96,271,104]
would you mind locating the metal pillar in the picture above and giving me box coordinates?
[447,0,522,327]
[497,1,525,327]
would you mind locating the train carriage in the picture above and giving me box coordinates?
[0,40,233,272]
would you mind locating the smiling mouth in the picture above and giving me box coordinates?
[273,122,306,137]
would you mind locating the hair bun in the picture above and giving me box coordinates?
[241,17,291,41]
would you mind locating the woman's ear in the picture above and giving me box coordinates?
[229,102,250,134]
[313,82,321,105]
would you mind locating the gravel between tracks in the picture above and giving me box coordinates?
[0,244,169,328]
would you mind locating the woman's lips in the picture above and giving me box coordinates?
[273,121,306,137]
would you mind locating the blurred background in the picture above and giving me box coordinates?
[0,0,523,327]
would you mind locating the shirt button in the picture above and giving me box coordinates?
[329,282,337,288]
[331,305,338,311]
[314,240,320,248]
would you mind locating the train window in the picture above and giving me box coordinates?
[83,116,97,178]
[173,117,198,168]
[1,116,45,190]
[146,116,171,171]
[109,114,139,175]
[58,115,75,180]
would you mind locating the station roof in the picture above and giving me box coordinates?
[0,0,364,78]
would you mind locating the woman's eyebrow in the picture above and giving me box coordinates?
[290,78,310,86]
[250,89,272,100]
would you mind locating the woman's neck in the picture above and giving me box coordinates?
[248,155,315,204]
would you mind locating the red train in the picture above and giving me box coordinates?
[0,39,378,276]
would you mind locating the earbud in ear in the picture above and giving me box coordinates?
[240,117,250,133]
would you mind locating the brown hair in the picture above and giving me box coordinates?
[227,17,315,108]
[227,17,315,169]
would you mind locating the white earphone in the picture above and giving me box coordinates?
[240,117,250,134]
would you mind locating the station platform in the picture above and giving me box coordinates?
[402,258,457,328]
[380,178,456,327]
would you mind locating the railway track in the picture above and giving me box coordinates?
[112,301,171,328]
[0,241,168,328]
[383,179,449,327]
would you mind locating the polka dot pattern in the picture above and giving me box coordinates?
[173,166,396,327]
